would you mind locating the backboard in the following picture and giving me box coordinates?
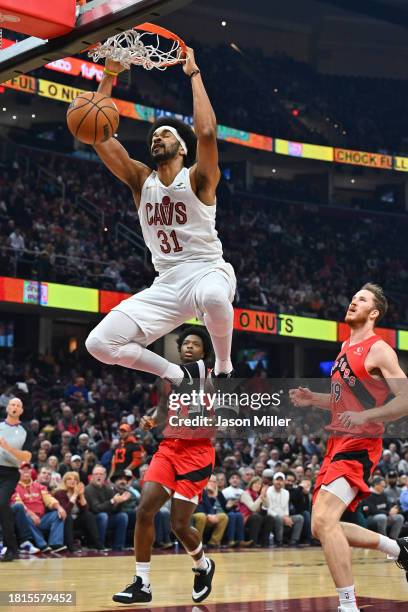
[0,0,193,84]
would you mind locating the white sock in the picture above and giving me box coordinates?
[214,358,233,376]
[135,561,151,586]
[187,543,209,572]
[377,534,400,559]
[336,585,358,611]
[194,554,210,571]
[163,363,184,384]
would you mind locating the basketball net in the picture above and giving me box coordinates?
[89,23,186,71]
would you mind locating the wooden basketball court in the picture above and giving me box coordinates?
[3,548,407,611]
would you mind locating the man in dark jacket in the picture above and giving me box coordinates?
[363,477,404,540]
[85,464,130,550]
[285,472,312,544]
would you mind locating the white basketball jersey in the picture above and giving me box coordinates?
[138,167,223,273]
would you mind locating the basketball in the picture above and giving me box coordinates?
[66,91,119,145]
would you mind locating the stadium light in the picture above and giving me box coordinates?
[221,20,227,26]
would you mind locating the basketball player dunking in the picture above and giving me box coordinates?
[113,327,216,604]
[85,48,235,395]
[290,284,408,612]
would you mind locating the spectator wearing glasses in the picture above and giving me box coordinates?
[85,464,130,550]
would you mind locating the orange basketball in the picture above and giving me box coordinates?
[66,91,119,145]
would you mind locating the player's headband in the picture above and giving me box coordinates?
[153,125,188,155]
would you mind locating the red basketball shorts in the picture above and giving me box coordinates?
[144,438,215,501]
[313,435,383,511]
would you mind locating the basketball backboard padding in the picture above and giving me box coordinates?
[0,0,193,84]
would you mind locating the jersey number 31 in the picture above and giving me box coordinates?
[157,229,183,254]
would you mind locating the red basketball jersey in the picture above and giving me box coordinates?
[327,334,390,437]
[162,370,215,442]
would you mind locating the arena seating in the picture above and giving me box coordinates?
[1,146,406,327]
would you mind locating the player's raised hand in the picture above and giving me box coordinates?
[139,415,157,431]
[105,58,127,74]
[182,47,199,75]
[289,387,314,408]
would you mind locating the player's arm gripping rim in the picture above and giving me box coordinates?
[92,59,150,205]
[184,47,221,206]
[338,340,408,426]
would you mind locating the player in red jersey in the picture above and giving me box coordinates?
[290,283,408,612]
[112,327,216,605]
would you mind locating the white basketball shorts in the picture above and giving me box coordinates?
[112,259,236,346]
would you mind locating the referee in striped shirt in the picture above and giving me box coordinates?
[0,397,33,562]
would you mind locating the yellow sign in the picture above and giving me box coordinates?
[275,139,333,162]
[279,315,337,341]
[394,156,408,172]
[42,282,99,312]
[398,330,408,351]
[38,79,86,103]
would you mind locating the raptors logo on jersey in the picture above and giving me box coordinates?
[327,334,390,437]
[139,167,223,273]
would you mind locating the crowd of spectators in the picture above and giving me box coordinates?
[1,350,408,558]
[0,147,407,328]
[104,43,408,153]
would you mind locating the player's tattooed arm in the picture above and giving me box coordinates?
[93,59,150,200]
[183,47,221,206]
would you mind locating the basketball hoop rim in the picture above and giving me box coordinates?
[134,22,187,56]
[86,21,187,70]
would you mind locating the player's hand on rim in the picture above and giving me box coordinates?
[105,58,127,74]
[182,46,199,75]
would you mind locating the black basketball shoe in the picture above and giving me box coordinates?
[395,536,408,581]
[177,359,207,395]
[112,576,152,604]
[210,370,239,420]
[192,558,215,603]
